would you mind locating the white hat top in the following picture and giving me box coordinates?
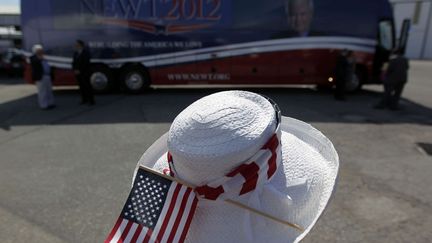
[168,91,277,185]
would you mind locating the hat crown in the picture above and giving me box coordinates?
[168,91,276,185]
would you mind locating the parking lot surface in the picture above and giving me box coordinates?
[0,61,431,243]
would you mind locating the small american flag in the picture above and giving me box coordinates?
[105,167,198,243]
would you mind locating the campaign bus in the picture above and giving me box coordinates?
[22,0,397,93]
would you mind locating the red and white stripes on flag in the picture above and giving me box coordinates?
[105,168,198,243]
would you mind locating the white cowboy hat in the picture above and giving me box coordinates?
[134,91,339,243]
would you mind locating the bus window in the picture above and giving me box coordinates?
[379,20,395,51]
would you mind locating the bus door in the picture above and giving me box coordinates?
[372,19,395,81]
[399,19,411,54]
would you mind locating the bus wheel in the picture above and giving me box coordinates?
[122,65,150,93]
[89,65,114,93]
[345,73,362,92]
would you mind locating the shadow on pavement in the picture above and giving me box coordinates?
[1,86,432,131]
[0,75,26,86]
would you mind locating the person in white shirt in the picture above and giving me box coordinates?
[30,44,55,110]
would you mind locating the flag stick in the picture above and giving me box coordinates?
[139,166,304,232]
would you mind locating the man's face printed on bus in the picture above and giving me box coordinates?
[286,0,314,35]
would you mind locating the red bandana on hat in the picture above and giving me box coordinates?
[167,124,282,201]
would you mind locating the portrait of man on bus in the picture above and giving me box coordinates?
[287,0,314,36]
[273,0,316,38]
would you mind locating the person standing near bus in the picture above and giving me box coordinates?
[73,40,95,105]
[30,44,56,110]
[334,50,349,101]
[375,50,409,110]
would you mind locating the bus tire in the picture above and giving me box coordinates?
[121,65,151,93]
[89,65,115,93]
[345,70,366,92]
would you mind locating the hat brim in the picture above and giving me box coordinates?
[134,116,339,243]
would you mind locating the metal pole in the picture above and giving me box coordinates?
[420,1,432,59]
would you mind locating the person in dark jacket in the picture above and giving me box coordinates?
[30,44,55,110]
[334,50,351,101]
[72,40,94,105]
[375,50,409,110]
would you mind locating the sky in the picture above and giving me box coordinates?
[0,0,20,13]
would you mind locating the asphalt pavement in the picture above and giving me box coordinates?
[0,61,431,243]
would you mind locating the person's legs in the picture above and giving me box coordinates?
[83,74,95,105]
[77,75,87,104]
[43,76,55,107]
[375,82,393,109]
[40,79,51,109]
[384,82,394,106]
[36,81,48,109]
[334,78,346,100]
[389,82,405,110]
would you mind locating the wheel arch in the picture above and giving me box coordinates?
[120,62,150,77]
